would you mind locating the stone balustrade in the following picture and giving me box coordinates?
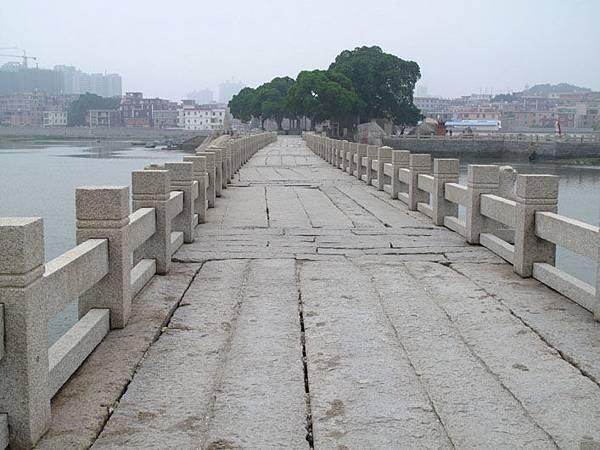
[0,132,276,449]
[303,132,600,324]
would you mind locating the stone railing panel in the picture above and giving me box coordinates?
[48,308,109,397]
[44,239,109,319]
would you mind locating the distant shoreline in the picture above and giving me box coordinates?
[0,126,207,142]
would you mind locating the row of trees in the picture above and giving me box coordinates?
[229,46,422,132]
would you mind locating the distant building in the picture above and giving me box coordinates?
[445,120,501,133]
[120,92,178,127]
[121,92,150,127]
[181,104,229,131]
[414,96,453,121]
[152,109,179,128]
[42,109,67,127]
[218,79,245,104]
[0,92,74,126]
[187,89,214,105]
[0,66,63,96]
[54,65,122,97]
[87,109,121,127]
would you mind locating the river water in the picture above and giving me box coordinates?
[0,142,598,344]
[0,141,186,344]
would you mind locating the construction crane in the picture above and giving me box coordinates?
[0,50,38,68]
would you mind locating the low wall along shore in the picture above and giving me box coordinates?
[383,135,600,158]
[0,126,204,142]
[0,132,277,449]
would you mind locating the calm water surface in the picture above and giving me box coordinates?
[1,144,599,344]
[0,142,186,344]
[456,153,600,288]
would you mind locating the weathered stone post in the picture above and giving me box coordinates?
[183,156,208,224]
[356,144,367,180]
[513,174,559,277]
[332,140,339,167]
[132,169,172,274]
[224,142,232,183]
[0,218,50,449]
[197,151,216,208]
[365,145,379,185]
[76,186,131,329]
[408,154,432,211]
[348,143,357,175]
[206,147,223,196]
[165,162,195,243]
[391,150,410,199]
[340,140,349,172]
[432,159,460,226]
[465,165,499,244]
[377,146,393,191]
[232,140,239,178]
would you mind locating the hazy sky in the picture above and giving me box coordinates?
[2,0,599,100]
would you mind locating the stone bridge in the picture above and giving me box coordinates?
[1,135,600,449]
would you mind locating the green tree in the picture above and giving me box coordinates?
[329,46,421,125]
[229,87,259,122]
[255,77,295,130]
[67,93,120,126]
[286,70,358,130]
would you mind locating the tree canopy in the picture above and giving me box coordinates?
[286,70,357,125]
[228,46,422,131]
[329,46,421,124]
[68,93,120,126]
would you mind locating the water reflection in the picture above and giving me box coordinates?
[0,142,185,345]
[452,154,599,287]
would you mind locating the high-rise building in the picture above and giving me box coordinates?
[187,89,213,105]
[0,65,63,96]
[218,79,245,104]
[53,65,122,97]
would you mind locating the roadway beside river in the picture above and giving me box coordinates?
[36,136,600,449]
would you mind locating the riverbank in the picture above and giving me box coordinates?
[0,126,206,142]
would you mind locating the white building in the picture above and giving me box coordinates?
[180,105,229,131]
[42,109,67,127]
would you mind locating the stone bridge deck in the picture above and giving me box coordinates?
[40,136,600,449]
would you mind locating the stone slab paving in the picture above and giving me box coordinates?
[46,136,600,449]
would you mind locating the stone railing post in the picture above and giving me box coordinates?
[465,165,499,244]
[408,154,432,210]
[356,144,367,180]
[513,174,559,277]
[348,143,357,175]
[183,155,208,224]
[365,145,378,186]
[0,218,50,449]
[197,151,216,208]
[165,162,195,243]
[432,159,460,226]
[377,146,393,191]
[340,140,349,172]
[224,142,232,183]
[77,186,131,329]
[233,140,240,176]
[132,169,172,274]
[390,150,409,199]
[206,147,223,196]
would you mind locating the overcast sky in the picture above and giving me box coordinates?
[2,0,599,100]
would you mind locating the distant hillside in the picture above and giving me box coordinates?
[523,83,591,95]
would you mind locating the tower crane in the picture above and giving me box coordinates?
[0,50,38,68]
